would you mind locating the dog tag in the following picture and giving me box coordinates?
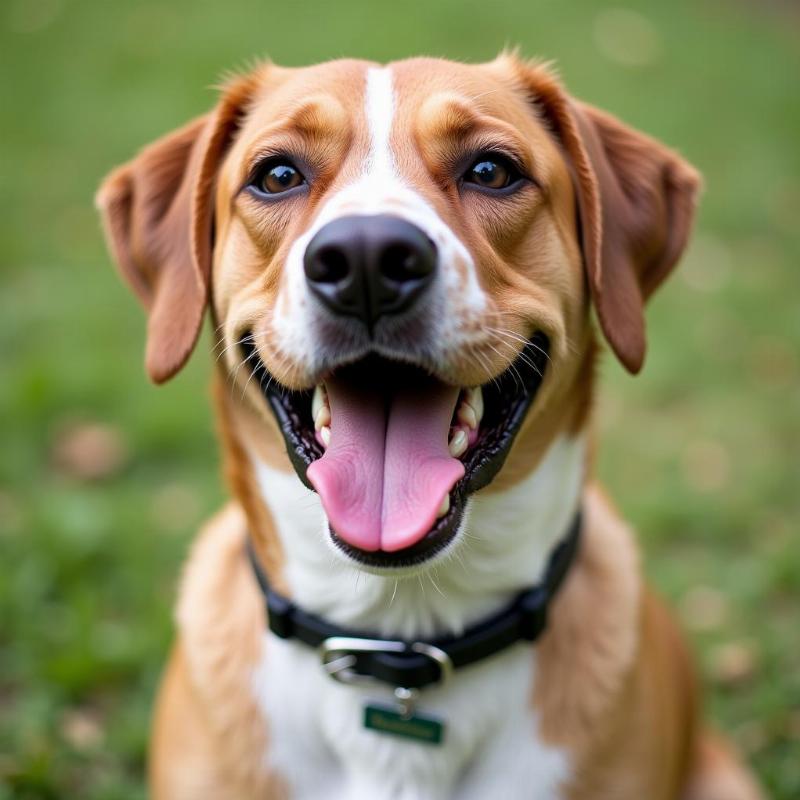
[363,702,445,745]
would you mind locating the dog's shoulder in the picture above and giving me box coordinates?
[535,483,643,744]
[534,485,701,799]
[152,503,285,796]
[176,502,263,702]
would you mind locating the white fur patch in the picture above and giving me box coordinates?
[254,635,568,800]
[249,435,584,796]
[364,66,395,178]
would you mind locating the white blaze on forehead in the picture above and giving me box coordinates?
[364,67,395,178]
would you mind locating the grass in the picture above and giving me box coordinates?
[1,0,798,796]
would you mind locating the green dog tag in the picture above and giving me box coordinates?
[363,703,445,745]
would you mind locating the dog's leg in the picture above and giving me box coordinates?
[149,643,229,799]
[682,731,764,800]
[149,643,285,800]
[150,643,272,800]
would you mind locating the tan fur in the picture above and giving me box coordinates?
[152,505,287,798]
[684,733,765,800]
[502,57,701,373]
[97,55,761,799]
[535,487,695,799]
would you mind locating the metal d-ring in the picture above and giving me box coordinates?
[410,641,454,686]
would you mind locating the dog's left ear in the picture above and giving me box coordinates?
[507,59,701,373]
[96,73,259,383]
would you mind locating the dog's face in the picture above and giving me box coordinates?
[213,59,580,389]
[98,56,699,571]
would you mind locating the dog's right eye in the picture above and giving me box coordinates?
[251,159,306,195]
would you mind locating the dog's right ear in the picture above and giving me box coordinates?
[500,55,700,374]
[96,73,259,383]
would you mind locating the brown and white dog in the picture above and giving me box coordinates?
[97,55,763,799]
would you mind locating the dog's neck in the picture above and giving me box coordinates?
[243,429,586,640]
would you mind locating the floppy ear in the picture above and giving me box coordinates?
[511,61,701,373]
[96,74,258,383]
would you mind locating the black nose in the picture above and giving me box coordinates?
[303,214,437,331]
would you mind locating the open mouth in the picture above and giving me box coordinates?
[240,334,549,568]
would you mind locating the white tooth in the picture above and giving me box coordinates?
[320,426,331,447]
[314,404,331,431]
[312,385,326,421]
[448,428,468,458]
[457,402,478,431]
[465,386,483,423]
[437,494,450,518]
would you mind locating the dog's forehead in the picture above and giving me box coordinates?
[389,57,532,126]
[243,59,369,130]
[232,57,545,162]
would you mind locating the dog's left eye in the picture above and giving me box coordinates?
[252,160,305,195]
[463,155,522,191]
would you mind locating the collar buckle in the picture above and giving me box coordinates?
[319,636,454,689]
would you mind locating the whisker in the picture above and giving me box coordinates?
[215,333,253,365]
[466,345,503,392]
[227,354,251,390]
[484,309,552,359]
[486,323,551,363]
[485,341,523,393]
[497,341,544,379]
[428,570,446,599]
[470,87,504,103]
[239,348,266,399]
[486,329,545,378]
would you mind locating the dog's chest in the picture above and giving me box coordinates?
[252,634,569,799]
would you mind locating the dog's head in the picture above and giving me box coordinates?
[97,56,699,571]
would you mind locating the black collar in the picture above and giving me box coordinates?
[247,510,582,691]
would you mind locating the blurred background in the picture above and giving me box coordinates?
[1,0,798,797]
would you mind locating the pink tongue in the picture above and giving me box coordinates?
[306,377,464,552]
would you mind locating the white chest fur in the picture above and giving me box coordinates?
[254,637,567,800]
[249,435,584,798]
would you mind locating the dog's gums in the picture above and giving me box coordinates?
[239,333,549,568]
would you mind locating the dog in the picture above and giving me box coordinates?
[97,54,764,799]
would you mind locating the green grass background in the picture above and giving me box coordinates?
[1,0,798,797]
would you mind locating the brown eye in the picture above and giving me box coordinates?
[255,160,305,194]
[464,155,521,191]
